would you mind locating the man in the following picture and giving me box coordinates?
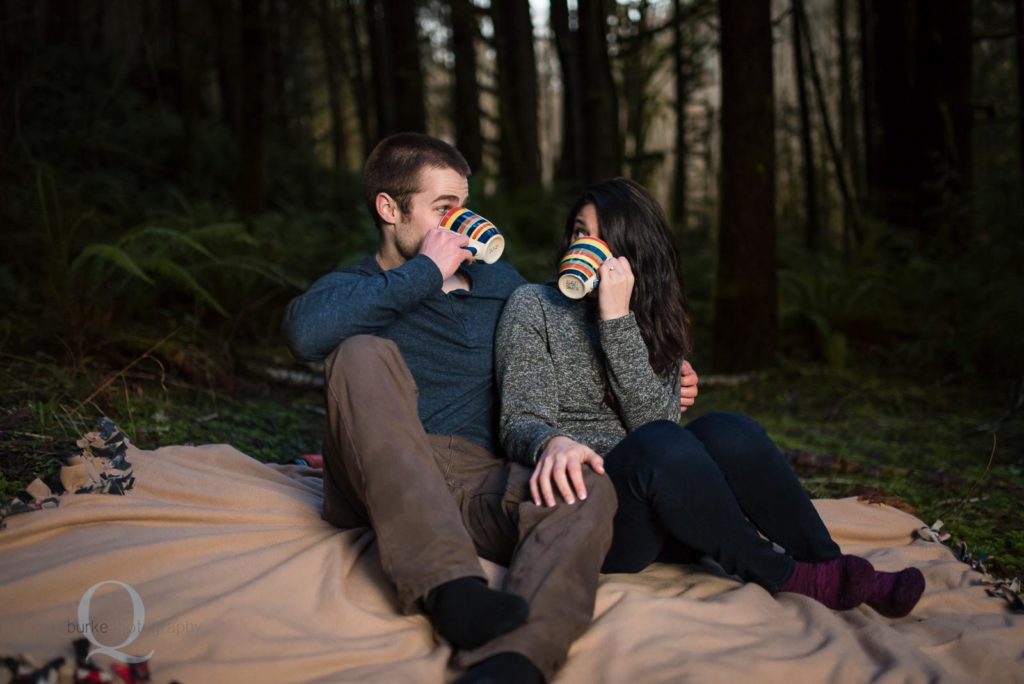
[282,133,618,684]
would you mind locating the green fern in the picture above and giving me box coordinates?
[144,257,228,317]
[119,226,218,260]
[779,256,891,371]
[185,222,258,246]
[70,244,154,285]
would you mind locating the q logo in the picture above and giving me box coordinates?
[77,580,155,663]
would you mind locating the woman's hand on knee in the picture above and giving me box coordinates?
[531,436,605,507]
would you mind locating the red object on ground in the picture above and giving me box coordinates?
[299,454,324,468]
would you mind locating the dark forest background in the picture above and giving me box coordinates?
[1,1,1023,571]
[2,0,1022,376]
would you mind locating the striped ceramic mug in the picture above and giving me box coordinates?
[558,237,613,299]
[438,208,505,264]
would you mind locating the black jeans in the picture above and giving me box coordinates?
[601,412,841,591]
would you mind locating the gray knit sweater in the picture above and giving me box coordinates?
[495,282,682,466]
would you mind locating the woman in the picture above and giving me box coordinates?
[495,178,924,617]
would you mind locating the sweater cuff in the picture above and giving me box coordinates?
[528,429,571,465]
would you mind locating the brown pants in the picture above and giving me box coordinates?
[320,335,616,680]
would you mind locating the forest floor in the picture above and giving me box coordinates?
[1,351,1021,578]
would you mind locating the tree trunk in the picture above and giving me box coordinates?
[713,0,777,372]
[237,0,267,217]
[319,0,348,168]
[672,0,687,225]
[799,0,859,246]
[861,0,916,229]
[366,1,395,140]
[291,2,316,138]
[622,1,650,182]
[386,0,426,133]
[917,0,972,246]
[858,0,872,206]
[45,0,81,48]
[0,1,7,75]
[93,0,107,50]
[344,0,374,155]
[492,0,540,190]
[0,0,30,74]
[551,0,584,184]
[366,0,427,137]
[209,0,240,133]
[862,0,971,244]
[792,0,819,251]
[1018,0,1024,193]
[702,104,714,241]
[837,0,860,252]
[266,0,290,141]
[578,0,620,182]
[166,0,196,179]
[450,0,483,172]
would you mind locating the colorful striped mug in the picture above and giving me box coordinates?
[558,237,613,299]
[438,208,505,264]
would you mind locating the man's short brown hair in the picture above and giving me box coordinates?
[363,133,472,228]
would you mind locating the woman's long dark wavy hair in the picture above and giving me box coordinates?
[560,178,692,377]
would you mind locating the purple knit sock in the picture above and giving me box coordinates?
[778,555,874,610]
[866,567,925,618]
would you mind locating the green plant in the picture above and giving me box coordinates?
[778,249,891,371]
[20,167,301,365]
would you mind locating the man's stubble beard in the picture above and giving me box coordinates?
[394,219,424,263]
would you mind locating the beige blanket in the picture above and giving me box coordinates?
[1,444,1021,683]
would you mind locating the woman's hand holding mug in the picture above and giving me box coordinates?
[597,256,634,321]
